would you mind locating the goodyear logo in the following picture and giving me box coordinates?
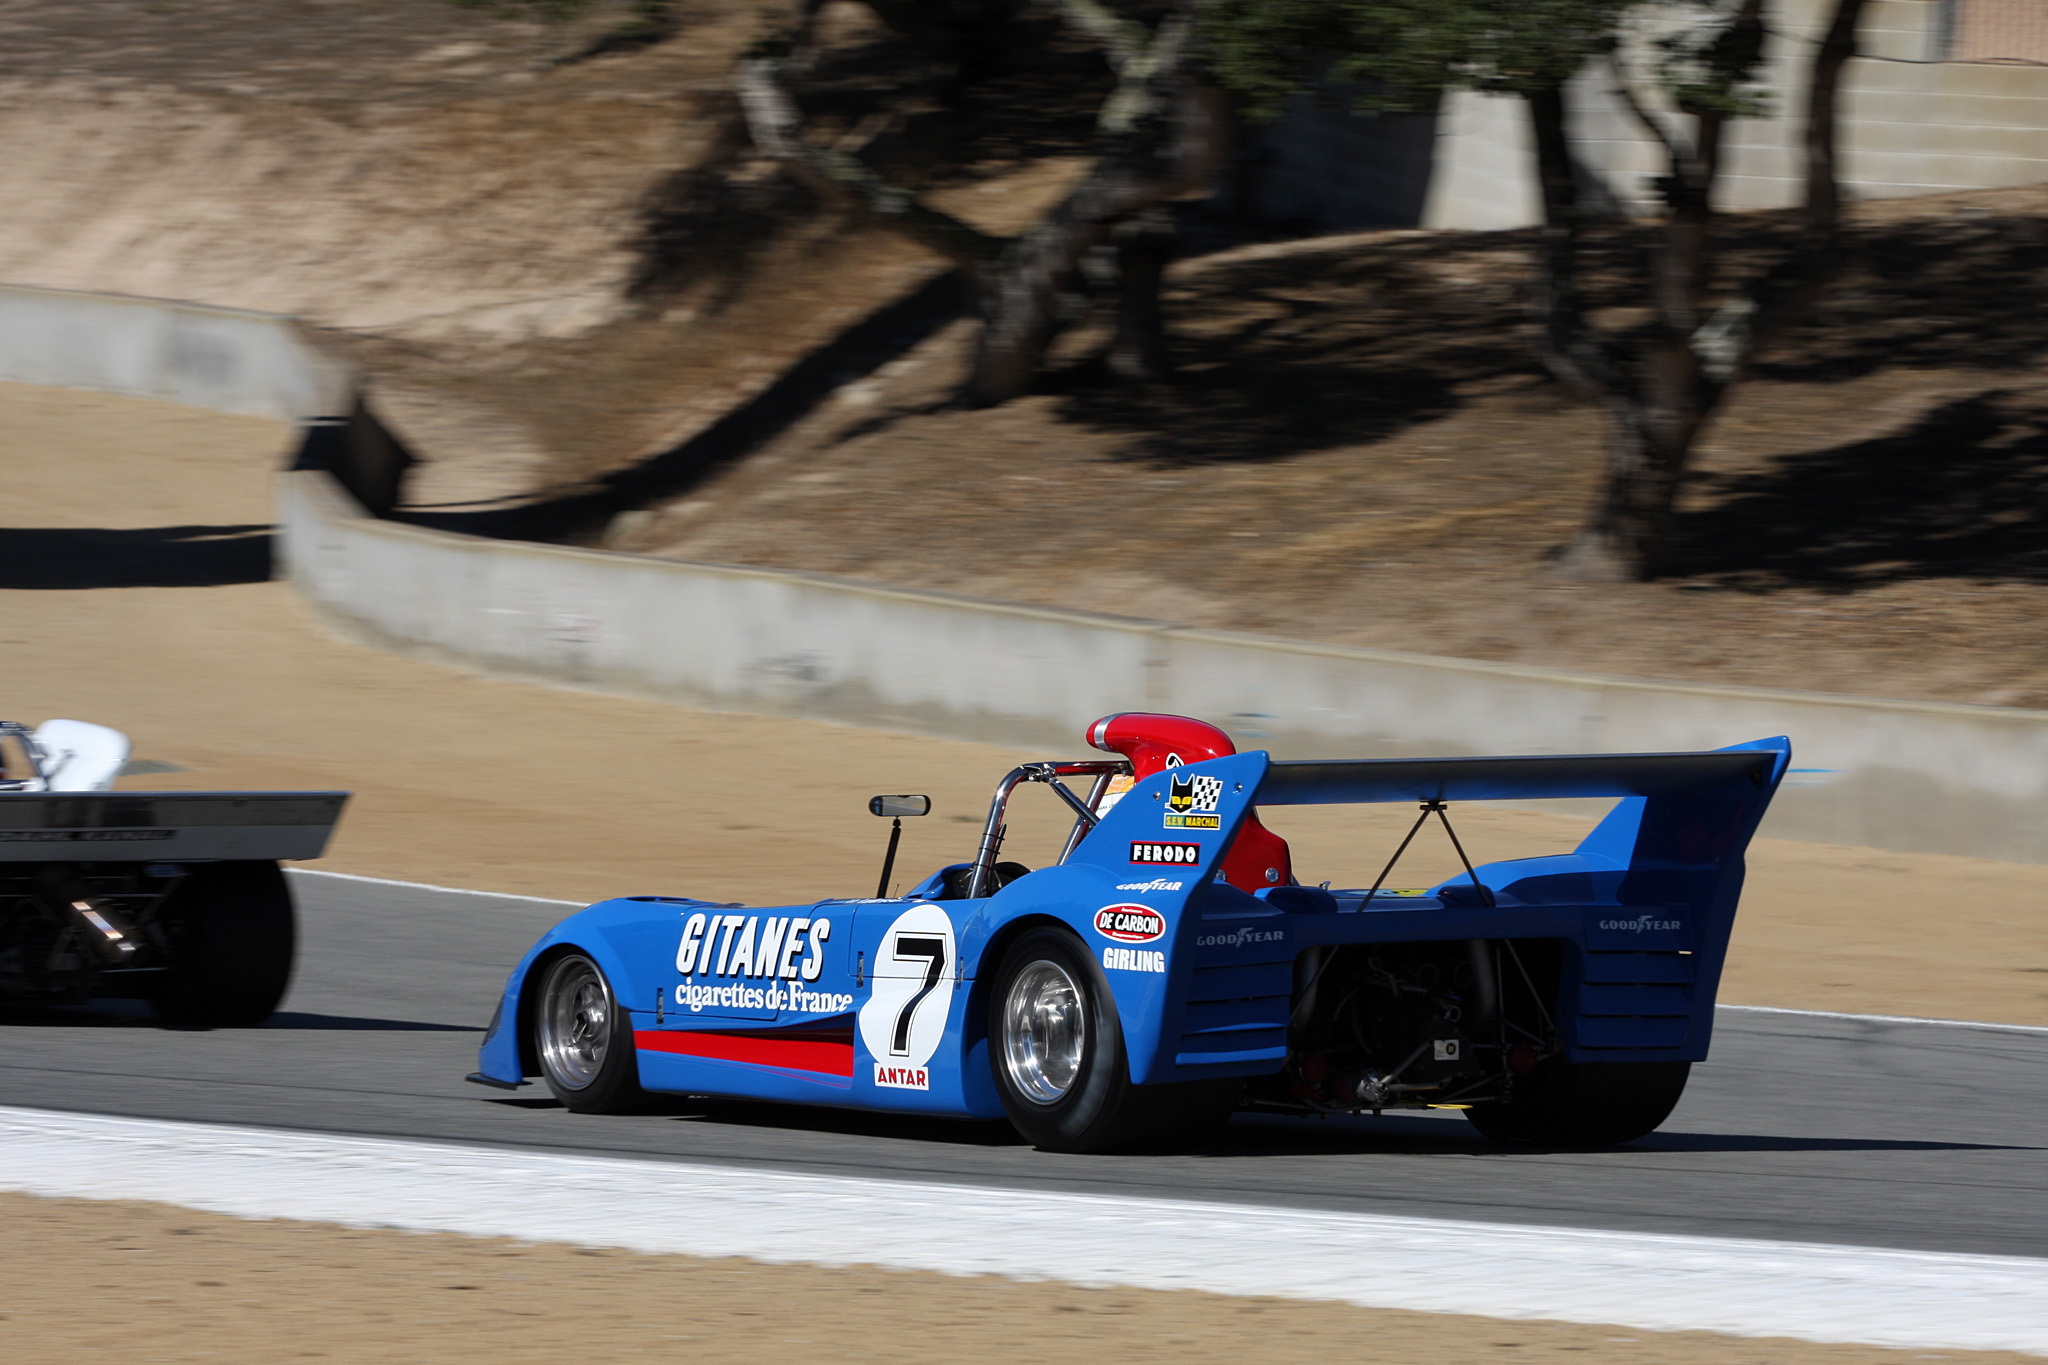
[1598,915,1683,933]
[1196,926,1285,950]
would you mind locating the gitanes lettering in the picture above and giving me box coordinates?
[677,912,830,981]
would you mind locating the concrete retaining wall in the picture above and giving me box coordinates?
[10,283,2048,861]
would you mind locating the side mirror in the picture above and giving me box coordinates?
[868,794,930,818]
[867,795,929,898]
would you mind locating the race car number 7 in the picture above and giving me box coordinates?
[888,935,947,1055]
[856,905,959,1084]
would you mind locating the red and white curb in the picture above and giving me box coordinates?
[2,1106,2042,1353]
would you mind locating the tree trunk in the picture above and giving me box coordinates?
[1552,0,1856,582]
[742,0,1224,409]
[1107,209,1174,381]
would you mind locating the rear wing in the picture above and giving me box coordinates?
[1255,739,1791,903]
[1256,747,1780,807]
[0,791,349,862]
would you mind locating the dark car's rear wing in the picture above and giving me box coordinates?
[0,791,349,862]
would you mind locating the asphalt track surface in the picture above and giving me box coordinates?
[4,872,2043,1262]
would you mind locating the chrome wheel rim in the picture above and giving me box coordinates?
[1001,959,1085,1105]
[537,955,612,1092]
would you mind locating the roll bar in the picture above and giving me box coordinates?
[965,759,1130,899]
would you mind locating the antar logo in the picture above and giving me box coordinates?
[1093,903,1165,943]
[1131,841,1200,865]
[873,1063,929,1090]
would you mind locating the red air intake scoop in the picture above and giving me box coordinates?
[1087,712,1293,892]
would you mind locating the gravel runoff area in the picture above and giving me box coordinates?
[3,379,2046,1362]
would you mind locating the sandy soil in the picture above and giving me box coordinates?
[2,1193,2037,1365]
[6,381,2045,1364]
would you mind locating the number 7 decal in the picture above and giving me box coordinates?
[856,905,959,1087]
[889,935,948,1055]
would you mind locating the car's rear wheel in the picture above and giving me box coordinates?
[533,952,644,1113]
[150,860,295,1028]
[1464,1059,1690,1147]
[988,927,1236,1152]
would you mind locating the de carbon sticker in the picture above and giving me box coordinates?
[1093,903,1165,944]
[856,903,957,1091]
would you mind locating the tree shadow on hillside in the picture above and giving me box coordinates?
[1049,234,1537,465]
[0,525,271,589]
[1756,212,2048,383]
[1666,390,2048,589]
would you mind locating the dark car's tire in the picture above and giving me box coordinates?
[1464,1059,1691,1147]
[150,860,295,1028]
[532,952,646,1113]
[988,927,1237,1152]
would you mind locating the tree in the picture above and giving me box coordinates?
[739,0,1230,406]
[1206,0,1870,580]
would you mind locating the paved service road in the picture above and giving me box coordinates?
[3,873,2043,1260]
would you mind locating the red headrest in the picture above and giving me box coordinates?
[1086,712,1236,776]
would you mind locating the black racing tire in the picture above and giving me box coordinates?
[531,952,645,1114]
[988,927,1237,1153]
[1464,1059,1691,1147]
[150,860,295,1028]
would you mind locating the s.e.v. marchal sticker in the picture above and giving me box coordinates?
[1163,773,1223,830]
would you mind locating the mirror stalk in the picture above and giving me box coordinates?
[876,817,903,899]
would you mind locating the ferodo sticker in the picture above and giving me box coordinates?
[857,904,957,1091]
[1130,841,1200,865]
[1093,903,1165,943]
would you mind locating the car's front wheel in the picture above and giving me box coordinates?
[532,952,644,1113]
[988,927,1235,1152]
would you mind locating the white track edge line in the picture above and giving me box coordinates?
[287,867,580,907]
[1719,1002,2048,1036]
[287,869,2048,1036]
[1,1106,2042,1354]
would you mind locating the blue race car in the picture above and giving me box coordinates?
[470,713,1789,1152]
